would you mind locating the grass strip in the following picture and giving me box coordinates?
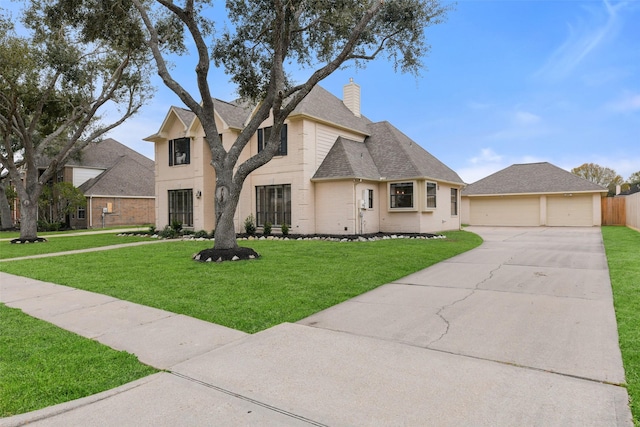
[601,226,640,426]
[0,231,481,333]
[0,234,151,260]
[0,304,158,417]
[0,226,148,240]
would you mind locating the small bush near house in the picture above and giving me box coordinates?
[244,215,256,236]
[170,219,183,233]
[281,223,289,236]
[263,221,272,236]
[158,225,177,239]
[193,230,210,238]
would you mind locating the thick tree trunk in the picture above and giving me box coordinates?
[19,197,39,240]
[212,180,242,250]
[0,182,13,230]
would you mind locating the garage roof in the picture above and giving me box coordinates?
[463,162,607,195]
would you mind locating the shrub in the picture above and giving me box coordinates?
[158,225,177,239]
[244,215,256,235]
[194,230,209,238]
[263,221,272,236]
[170,219,183,232]
[281,223,289,236]
[148,225,157,234]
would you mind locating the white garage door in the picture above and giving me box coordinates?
[547,195,593,226]
[470,197,540,226]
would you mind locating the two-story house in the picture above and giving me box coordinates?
[145,80,464,235]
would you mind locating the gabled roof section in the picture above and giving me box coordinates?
[313,122,464,185]
[463,162,608,195]
[36,138,153,170]
[172,106,196,128]
[365,122,464,184]
[313,137,380,180]
[212,98,253,129]
[79,155,154,197]
[291,85,371,135]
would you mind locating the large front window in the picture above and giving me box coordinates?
[168,189,193,227]
[257,124,288,156]
[256,184,291,226]
[390,182,414,208]
[169,138,190,166]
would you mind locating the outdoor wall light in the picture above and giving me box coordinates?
[196,190,202,199]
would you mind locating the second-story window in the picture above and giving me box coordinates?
[169,137,190,166]
[257,124,287,156]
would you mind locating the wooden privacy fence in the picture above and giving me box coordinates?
[601,197,626,225]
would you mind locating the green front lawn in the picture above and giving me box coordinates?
[0,234,151,260]
[602,226,640,426]
[0,304,158,417]
[0,230,482,417]
[0,231,482,333]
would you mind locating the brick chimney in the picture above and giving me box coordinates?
[343,78,361,117]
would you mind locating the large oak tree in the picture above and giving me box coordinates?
[0,2,152,240]
[125,0,450,259]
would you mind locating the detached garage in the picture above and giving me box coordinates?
[462,162,607,227]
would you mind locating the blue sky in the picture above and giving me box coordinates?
[7,0,640,183]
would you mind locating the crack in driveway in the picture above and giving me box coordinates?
[426,259,510,347]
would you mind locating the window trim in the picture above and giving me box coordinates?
[389,181,415,210]
[426,182,437,209]
[451,188,459,216]
[255,184,292,226]
[257,124,288,156]
[168,188,194,227]
[169,137,190,166]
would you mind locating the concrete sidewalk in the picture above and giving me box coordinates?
[0,226,633,426]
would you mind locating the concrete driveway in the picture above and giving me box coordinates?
[1,226,632,426]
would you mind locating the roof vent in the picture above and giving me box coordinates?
[343,78,361,118]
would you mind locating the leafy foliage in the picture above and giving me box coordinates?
[0,2,153,240]
[571,163,624,196]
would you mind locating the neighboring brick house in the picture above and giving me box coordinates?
[145,81,464,235]
[36,138,155,228]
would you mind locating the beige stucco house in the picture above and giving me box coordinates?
[145,81,465,235]
[461,162,607,227]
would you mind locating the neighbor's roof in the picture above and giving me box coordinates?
[79,155,154,197]
[462,162,608,195]
[313,121,464,185]
[36,138,154,171]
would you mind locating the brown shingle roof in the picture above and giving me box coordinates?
[291,85,371,134]
[313,137,380,180]
[462,162,608,195]
[313,122,464,185]
[37,138,153,170]
[79,156,154,197]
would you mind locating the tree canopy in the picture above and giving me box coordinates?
[0,2,152,239]
[571,163,624,196]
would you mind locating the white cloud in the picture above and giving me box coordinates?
[469,148,503,165]
[513,111,542,126]
[535,0,628,80]
[459,149,550,184]
[606,92,640,112]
